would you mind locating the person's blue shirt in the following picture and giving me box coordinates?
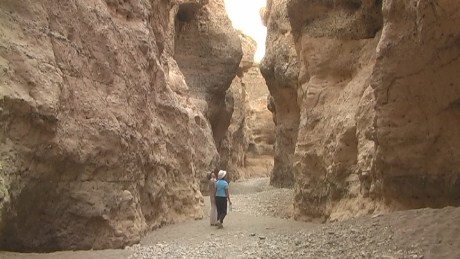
[215,179,228,197]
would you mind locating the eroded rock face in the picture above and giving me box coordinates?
[174,0,242,146]
[0,0,241,251]
[262,0,460,221]
[260,0,300,188]
[371,0,460,209]
[218,75,248,181]
[219,33,275,180]
[243,66,275,178]
[288,0,383,222]
[173,0,242,192]
[215,33,252,181]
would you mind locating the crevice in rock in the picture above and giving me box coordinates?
[176,3,200,23]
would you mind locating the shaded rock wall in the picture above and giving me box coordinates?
[218,75,248,181]
[216,33,253,181]
[243,66,275,178]
[0,0,241,251]
[371,0,460,209]
[219,33,275,180]
[173,0,242,191]
[260,0,300,188]
[174,0,242,146]
[262,0,460,221]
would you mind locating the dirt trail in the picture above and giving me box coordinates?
[139,178,309,244]
[2,178,460,258]
[0,178,309,259]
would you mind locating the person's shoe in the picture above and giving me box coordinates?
[217,222,223,229]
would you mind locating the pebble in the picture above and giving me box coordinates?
[126,178,425,259]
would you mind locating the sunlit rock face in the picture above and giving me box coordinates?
[0,0,241,251]
[220,33,275,180]
[262,0,460,221]
[287,0,383,222]
[243,65,275,178]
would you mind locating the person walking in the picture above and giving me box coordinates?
[215,170,231,229]
[208,170,218,226]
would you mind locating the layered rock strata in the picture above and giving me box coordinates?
[262,0,460,221]
[0,0,241,251]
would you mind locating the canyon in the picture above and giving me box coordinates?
[0,0,459,253]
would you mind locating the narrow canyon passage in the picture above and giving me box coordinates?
[1,0,460,257]
[3,178,460,258]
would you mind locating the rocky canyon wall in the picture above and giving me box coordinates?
[0,0,241,251]
[219,33,275,180]
[260,0,300,187]
[173,0,242,191]
[217,34,252,181]
[262,0,460,221]
[371,0,460,211]
[242,65,275,178]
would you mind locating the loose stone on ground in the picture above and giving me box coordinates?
[125,178,452,259]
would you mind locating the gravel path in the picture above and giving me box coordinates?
[127,178,460,259]
[2,177,460,259]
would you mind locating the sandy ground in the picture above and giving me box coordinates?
[1,178,460,258]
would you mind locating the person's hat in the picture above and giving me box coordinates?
[218,170,227,179]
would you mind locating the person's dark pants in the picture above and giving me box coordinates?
[215,196,228,223]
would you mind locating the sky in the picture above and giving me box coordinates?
[224,0,267,63]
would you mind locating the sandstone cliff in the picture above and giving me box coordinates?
[0,0,241,251]
[243,65,275,179]
[260,0,300,188]
[173,0,242,191]
[262,0,460,221]
[215,33,253,181]
[219,33,275,180]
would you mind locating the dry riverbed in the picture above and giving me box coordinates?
[2,178,459,258]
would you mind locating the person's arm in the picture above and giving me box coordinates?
[225,187,231,204]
